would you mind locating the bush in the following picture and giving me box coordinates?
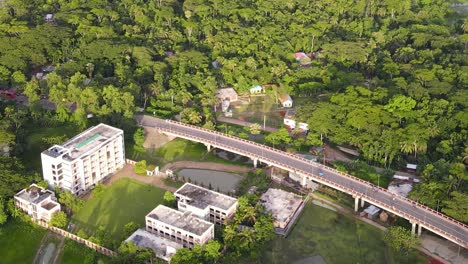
[133,128,145,146]
[92,183,107,198]
[77,229,89,239]
[134,160,147,175]
[50,211,67,228]
[163,191,176,208]
[123,222,140,238]
[147,164,156,171]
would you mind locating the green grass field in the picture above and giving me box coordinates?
[127,138,248,167]
[59,239,110,264]
[0,220,47,264]
[261,203,427,264]
[71,178,166,240]
[22,125,78,172]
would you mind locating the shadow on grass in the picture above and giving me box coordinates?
[71,178,165,242]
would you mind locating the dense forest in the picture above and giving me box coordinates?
[0,0,467,224]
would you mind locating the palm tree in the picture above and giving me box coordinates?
[238,229,256,249]
[242,206,257,225]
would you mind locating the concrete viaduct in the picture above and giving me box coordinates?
[135,115,468,249]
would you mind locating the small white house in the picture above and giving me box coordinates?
[14,184,61,222]
[250,85,263,94]
[284,109,308,131]
[45,14,54,22]
[280,94,293,108]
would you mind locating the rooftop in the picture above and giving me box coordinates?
[42,123,122,161]
[125,229,183,260]
[216,88,238,100]
[175,183,237,211]
[260,188,303,225]
[146,205,213,236]
[15,184,54,206]
[41,201,60,210]
[279,94,292,103]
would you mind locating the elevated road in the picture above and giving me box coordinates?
[136,115,468,248]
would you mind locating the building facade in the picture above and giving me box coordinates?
[145,205,214,248]
[174,183,238,225]
[41,124,125,196]
[14,184,61,222]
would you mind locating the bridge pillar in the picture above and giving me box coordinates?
[302,175,307,186]
[360,198,365,208]
[354,196,360,212]
[411,222,416,235]
[205,143,212,152]
[417,224,422,237]
[252,158,258,168]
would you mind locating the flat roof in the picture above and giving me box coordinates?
[146,205,213,236]
[260,188,303,225]
[125,229,183,260]
[42,123,122,161]
[15,184,54,205]
[216,88,237,99]
[175,183,237,211]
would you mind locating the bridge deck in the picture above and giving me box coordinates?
[136,115,468,248]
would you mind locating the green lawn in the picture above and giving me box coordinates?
[22,125,78,172]
[0,220,47,264]
[127,138,248,167]
[59,239,110,264]
[261,202,427,264]
[71,178,166,240]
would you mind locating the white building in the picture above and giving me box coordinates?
[283,109,308,131]
[250,85,263,94]
[279,94,293,108]
[41,124,125,196]
[175,183,238,225]
[14,184,61,222]
[146,205,214,248]
[125,229,183,262]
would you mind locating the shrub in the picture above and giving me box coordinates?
[134,160,147,175]
[133,128,145,146]
[50,211,67,228]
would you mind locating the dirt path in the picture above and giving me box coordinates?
[217,116,278,132]
[52,235,65,264]
[107,164,178,192]
[32,231,52,264]
[33,231,65,264]
[161,161,252,174]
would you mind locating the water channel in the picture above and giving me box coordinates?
[176,169,243,193]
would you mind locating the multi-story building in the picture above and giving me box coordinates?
[145,205,214,248]
[174,183,238,225]
[41,124,125,196]
[14,184,61,222]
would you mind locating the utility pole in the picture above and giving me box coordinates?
[311,34,315,53]
[263,115,266,130]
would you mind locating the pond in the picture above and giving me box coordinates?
[176,169,243,193]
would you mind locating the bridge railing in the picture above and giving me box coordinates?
[155,118,468,246]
